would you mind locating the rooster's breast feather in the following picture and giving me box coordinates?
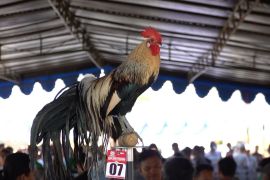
[104,57,158,116]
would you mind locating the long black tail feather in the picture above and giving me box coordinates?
[30,84,79,179]
[30,75,115,179]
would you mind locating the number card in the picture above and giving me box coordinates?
[105,149,127,179]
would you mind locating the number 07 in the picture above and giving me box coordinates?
[109,163,124,175]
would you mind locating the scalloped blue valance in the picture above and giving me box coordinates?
[0,67,101,99]
[1,66,270,105]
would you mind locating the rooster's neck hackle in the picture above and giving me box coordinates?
[114,40,160,85]
[129,40,160,68]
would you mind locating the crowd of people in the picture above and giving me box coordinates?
[0,144,34,180]
[134,142,270,180]
[0,141,270,180]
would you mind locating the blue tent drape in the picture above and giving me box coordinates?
[1,66,270,105]
[0,67,101,99]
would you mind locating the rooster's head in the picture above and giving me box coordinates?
[141,27,162,56]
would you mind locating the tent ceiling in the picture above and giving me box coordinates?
[0,0,270,89]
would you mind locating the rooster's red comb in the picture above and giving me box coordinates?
[141,27,162,44]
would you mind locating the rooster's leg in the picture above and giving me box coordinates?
[118,115,133,132]
[118,116,143,143]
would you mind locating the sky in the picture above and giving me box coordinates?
[0,76,270,158]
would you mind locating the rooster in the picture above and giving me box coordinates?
[29,27,162,179]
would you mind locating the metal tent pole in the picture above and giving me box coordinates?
[126,147,134,180]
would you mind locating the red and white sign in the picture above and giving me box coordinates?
[105,149,127,179]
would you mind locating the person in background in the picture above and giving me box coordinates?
[163,157,194,180]
[149,143,158,151]
[205,141,222,179]
[133,148,144,180]
[1,152,35,180]
[193,164,213,180]
[252,145,263,165]
[246,150,257,180]
[138,148,163,180]
[4,147,13,155]
[0,145,4,152]
[192,146,211,168]
[226,143,234,158]
[148,143,166,162]
[218,157,238,180]
[171,143,183,157]
[233,144,248,180]
[0,147,13,176]
[261,163,270,180]
[258,158,270,180]
[182,147,192,161]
